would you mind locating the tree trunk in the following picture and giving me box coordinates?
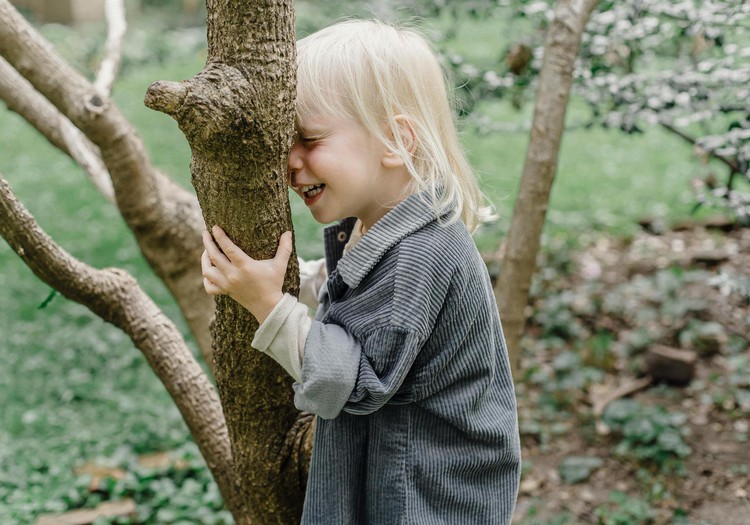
[2,0,311,520]
[494,0,599,378]
[146,1,307,522]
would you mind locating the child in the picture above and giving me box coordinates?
[201,19,520,524]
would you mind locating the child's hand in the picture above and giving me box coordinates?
[201,226,292,324]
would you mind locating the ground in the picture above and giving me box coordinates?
[509,223,750,524]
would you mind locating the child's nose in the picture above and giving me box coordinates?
[287,141,304,185]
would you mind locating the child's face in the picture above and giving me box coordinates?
[288,114,409,230]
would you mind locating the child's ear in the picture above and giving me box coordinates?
[382,115,417,169]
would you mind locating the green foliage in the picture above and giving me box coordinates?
[709,270,750,305]
[38,14,207,77]
[412,0,750,225]
[558,456,604,484]
[602,399,691,470]
[593,491,656,525]
[37,288,59,309]
[577,2,750,222]
[525,348,603,412]
[534,292,588,340]
[598,267,713,351]
[96,444,231,525]
[583,330,617,372]
[520,498,575,525]
[689,341,750,419]
[13,444,231,525]
[678,320,727,356]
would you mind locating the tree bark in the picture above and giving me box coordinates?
[494,0,599,377]
[146,0,307,522]
[0,0,215,365]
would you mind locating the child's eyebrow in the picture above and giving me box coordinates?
[297,126,330,139]
[295,121,313,135]
[295,115,328,136]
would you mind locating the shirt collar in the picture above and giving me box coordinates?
[328,192,445,288]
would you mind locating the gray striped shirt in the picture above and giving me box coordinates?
[294,192,521,524]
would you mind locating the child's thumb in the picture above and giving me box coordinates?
[275,231,293,265]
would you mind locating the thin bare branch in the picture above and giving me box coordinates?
[0,56,115,202]
[95,0,126,96]
[60,116,116,201]
[0,0,214,364]
[660,119,741,174]
[0,172,236,505]
[592,376,653,435]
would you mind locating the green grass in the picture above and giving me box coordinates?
[468,103,706,251]
[0,8,727,524]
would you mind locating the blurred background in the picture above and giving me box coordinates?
[1,1,748,523]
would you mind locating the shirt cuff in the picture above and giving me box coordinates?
[252,293,297,352]
[252,293,312,383]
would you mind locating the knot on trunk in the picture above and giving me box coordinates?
[145,80,189,117]
[145,64,268,157]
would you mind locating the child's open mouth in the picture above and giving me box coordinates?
[300,184,325,204]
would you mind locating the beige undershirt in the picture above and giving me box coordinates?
[251,221,363,382]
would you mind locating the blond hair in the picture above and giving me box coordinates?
[296,19,487,232]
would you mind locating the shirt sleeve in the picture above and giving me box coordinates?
[298,257,327,309]
[345,326,425,414]
[251,293,311,383]
[293,322,425,419]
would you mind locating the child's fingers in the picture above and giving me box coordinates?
[202,230,231,269]
[201,250,226,285]
[211,225,249,263]
[203,277,225,295]
[274,231,293,267]
[201,249,218,275]
[200,250,225,295]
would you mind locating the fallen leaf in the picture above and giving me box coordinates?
[34,499,136,525]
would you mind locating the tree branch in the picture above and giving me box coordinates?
[283,412,315,491]
[0,56,115,202]
[659,119,741,174]
[0,0,214,364]
[0,172,236,506]
[94,0,126,96]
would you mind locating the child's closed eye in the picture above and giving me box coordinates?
[295,127,328,146]
[299,135,322,146]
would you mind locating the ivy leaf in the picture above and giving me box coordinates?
[558,456,604,484]
[37,289,58,310]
